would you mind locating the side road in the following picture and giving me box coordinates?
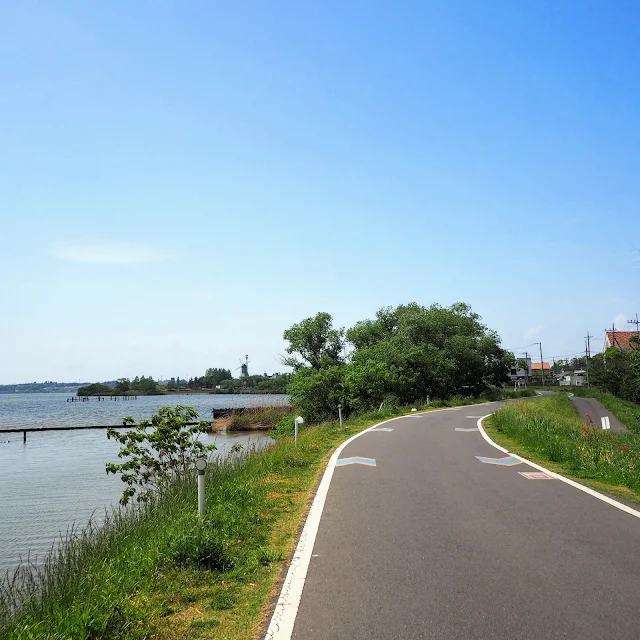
[570,395,627,432]
[266,402,640,640]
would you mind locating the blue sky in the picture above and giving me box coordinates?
[1,1,639,384]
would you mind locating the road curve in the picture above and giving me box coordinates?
[266,402,640,640]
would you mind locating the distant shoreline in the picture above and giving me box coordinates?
[0,390,288,395]
[162,389,288,395]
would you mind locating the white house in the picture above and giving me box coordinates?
[508,357,531,384]
[558,370,586,386]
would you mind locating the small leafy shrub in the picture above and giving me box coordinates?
[271,415,296,439]
[106,406,216,505]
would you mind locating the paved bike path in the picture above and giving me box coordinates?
[282,403,640,639]
[570,396,626,432]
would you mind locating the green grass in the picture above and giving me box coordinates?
[489,395,640,496]
[222,406,294,431]
[537,387,640,435]
[0,389,532,640]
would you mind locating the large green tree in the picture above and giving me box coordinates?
[284,303,511,421]
[283,312,345,371]
[589,347,640,403]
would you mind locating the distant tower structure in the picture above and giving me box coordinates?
[237,355,250,378]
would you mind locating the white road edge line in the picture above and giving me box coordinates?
[264,404,483,639]
[477,414,640,520]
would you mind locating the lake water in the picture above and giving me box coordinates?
[0,393,287,576]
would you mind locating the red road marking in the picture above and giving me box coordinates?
[518,471,553,480]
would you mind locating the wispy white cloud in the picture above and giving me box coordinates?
[613,313,627,329]
[190,288,215,302]
[524,324,545,340]
[52,242,169,264]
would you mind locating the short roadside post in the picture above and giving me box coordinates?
[338,403,343,428]
[294,416,304,446]
[195,457,207,516]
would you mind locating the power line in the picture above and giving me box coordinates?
[503,342,540,351]
[629,313,640,339]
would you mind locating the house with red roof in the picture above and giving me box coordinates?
[531,362,551,372]
[603,331,640,351]
[531,361,551,383]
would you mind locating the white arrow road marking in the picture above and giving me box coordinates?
[601,416,611,430]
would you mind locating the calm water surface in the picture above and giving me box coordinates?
[0,393,287,575]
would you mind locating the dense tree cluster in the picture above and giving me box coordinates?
[589,342,640,403]
[284,303,512,421]
[218,374,290,394]
[185,368,233,389]
[553,356,588,372]
[77,382,114,396]
[78,376,160,396]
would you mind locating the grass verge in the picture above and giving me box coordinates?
[531,386,640,435]
[216,406,295,432]
[486,395,640,504]
[0,389,531,640]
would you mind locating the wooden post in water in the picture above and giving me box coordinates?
[23,430,26,443]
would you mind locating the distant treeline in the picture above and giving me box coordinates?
[77,376,160,396]
[166,368,290,394]
[75,370,292,397]
[0,381,91,394]
[182,369,290,394]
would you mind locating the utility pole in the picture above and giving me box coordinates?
[585,332,591,387]
[533,343,544,386]
[610,323,617,349]
[524,351,529,387]
[628,313,640,344]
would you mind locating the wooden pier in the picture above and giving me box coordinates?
[1,409,237,442]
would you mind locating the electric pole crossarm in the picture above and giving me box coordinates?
[628,313,640,342]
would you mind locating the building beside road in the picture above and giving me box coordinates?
[558,370,587,386]
[508,357,531,384]
[531,361,551,384]
[603,331,640,351]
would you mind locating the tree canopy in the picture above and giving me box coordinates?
[203,368,233,388]
[284,303,511,421]
[283,312,345,371]
[77,376,160,396]
[589,345,640,403]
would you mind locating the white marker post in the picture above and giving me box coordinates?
[195,457,207,515]
[601,416,611,431]
[338,404,343,428]
[294,415,304,446]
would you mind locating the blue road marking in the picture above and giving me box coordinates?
[336,457,377,467]
[475,455,522,466]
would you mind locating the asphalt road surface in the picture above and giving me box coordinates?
[276,402,640,640]
[570,396,627,432]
